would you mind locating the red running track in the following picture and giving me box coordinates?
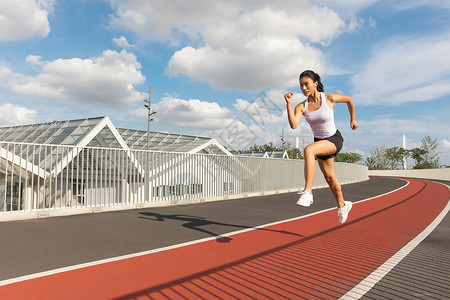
[1,178,449,299]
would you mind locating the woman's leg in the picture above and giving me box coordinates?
[317,158,344,208]
[303,140,337,193]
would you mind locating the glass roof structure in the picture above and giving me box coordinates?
[0,116,231,155]
[116,128,226,154]
[0,117,101,147]
[0,116,233,181]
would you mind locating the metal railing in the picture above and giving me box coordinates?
[0,141,368,221]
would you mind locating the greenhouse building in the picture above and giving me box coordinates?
[0,116,301,220]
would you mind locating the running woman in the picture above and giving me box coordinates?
[285,70,359,223]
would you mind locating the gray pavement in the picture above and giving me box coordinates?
[362,179,450,300]
[363,213,450,299]
[0,177,448,299]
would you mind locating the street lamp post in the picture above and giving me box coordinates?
[143,85,156,201]
[143,85,156,150]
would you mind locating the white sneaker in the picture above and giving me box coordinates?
[338,201,353,224]
[296,191,313,207]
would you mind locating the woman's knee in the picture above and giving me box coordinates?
[325,174,341,189]
[323,173,335,184]
[304,145,315,158]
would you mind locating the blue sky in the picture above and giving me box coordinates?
[0,0,449,166]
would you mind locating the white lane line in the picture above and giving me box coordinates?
[340,181,450,300]
[0,180,410,288]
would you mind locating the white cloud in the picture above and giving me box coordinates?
[108,1,348,91]
[109,1,344,42]
[113,36,135,48]
[150,97,234,130]
[315,0,380,17]
[25,55,46,66]
[351,33,450,105]
[0,103,38,126]
[109,0,238,40]
[443,139,450,149]
[0,66,13,79]
[166,37,325,92]
[0,50,145,106]
[0,0,54,41]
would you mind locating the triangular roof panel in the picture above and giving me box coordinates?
[116,128,231,155]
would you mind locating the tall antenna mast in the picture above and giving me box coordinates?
[403,134,407,169]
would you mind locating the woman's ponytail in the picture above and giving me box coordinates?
[315,73,324,92]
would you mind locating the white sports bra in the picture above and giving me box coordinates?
[304,92,337,139]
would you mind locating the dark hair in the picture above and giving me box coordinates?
[299,70,324,92]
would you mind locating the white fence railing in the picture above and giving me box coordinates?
[1,141,368,221]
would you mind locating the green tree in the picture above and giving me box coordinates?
[335,152,363,164]
[415,135,440,169]
[248,142,278,152]
[365,135,441,170]
[365,146,390,170]
[408,147,427,166]
[365,156,377,170]
[385,146,407,169]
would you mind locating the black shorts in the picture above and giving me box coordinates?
[313,129,343,160]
